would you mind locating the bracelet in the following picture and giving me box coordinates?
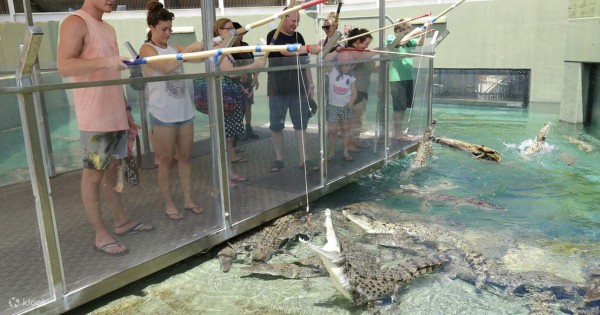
[126,106,132,111]
[306,44,311,54]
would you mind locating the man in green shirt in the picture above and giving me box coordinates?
[387,19,431,140]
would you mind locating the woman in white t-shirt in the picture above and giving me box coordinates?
[326,52,357,162]
[140,2,203,220]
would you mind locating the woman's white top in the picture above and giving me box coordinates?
[144,43,194,123]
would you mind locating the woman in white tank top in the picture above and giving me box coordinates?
[139,2,204,220]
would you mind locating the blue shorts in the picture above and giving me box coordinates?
[149,113,194,128]
[80,130,127,170]
[269,95,310,131]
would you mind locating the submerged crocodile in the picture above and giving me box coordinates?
[217,212,318,272]
[524,121,551,155]
[239,256,326,279]
[393,184,507,212]
[300,209,446,305]
[565,135,594,153]
[341,204,600,312]
[411,120,437,168]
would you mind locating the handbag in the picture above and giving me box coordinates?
[193,77,242,116]
[129,63,145,91]
[123,126,142,186]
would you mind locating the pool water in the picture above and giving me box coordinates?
[79,102,600,314]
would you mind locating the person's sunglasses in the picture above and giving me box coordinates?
[321,25,331,30]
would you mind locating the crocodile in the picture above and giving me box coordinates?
[565,135,594,153]
[524,121,551,155]
[393,184,507,212]
[217,211,318,272]
[341,204,599,312]
[411,120,437,168]
[299,209,446,305]
[239,256,326,279]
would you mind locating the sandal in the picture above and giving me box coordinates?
[230,175,248,182]
[270,160,284,172]
[165,212,183,220]
[184,206,204,215]
[343,155,354,162]
[114,221,155,235]
[231,157,249,163]
[327,155,334,161]
[299,160,319,172]
[95,242,129,256]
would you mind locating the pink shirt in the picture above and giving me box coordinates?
[69,10,128,132]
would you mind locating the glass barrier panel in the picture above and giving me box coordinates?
[0,101,52,314]
[387,49,432,157]
[323,54,386,182]
[0,75,27,185]
[226,56,323,224]
[48,77,223,293]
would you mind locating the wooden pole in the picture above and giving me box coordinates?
[363,49,435,59]
[321,1,344,57]
[251,0,297,87]
[212,0,327,44]
[385,29,436,50]
[126,44,303,65]
[429,0,467,24]
[338,12,431,44]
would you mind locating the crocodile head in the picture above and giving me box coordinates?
[299,209,352,300]
[342,209,398,234]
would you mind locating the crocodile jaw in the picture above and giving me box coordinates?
[300,209,352,300]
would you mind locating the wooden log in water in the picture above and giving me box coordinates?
[431,136,501,162]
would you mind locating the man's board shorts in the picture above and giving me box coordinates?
[80,130,127,170]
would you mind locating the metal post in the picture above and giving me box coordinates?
[317,57,327,190]
[427,57,434,125]
[201,0,232,231]
[376,0,389,160]
[124,41,154,169]
[21,0,56,176]
[16,25,65,305]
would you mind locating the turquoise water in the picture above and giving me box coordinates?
[78,102,600,314]
[319,102,600,312]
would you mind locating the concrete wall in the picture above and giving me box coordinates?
[558,0,600,123]
[0,0,594,105]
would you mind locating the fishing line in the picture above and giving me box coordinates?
[405,35,426,136]
[294,32,311,213]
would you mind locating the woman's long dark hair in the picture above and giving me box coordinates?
[145,1,175,43]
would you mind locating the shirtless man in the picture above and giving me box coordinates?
[57,0,153,256]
